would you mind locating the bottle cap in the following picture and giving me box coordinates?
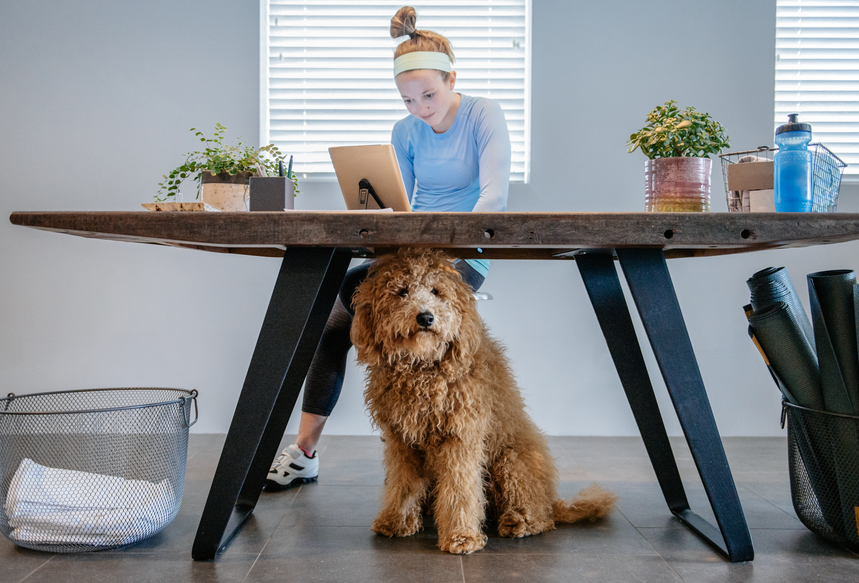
[775,113,811,135]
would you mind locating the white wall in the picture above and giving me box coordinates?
[2,0,858,436]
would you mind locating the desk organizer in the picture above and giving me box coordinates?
[783,400,859,551]
[0,388,197,552]
[720,145,846,213]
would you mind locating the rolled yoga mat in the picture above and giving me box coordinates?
[807,270,859,546]
[744,304,793,402]
[748,266,815,349]
[748,302,823,410]
[856,283,859,380]
[749,301,843,532]
[808,270,859,416]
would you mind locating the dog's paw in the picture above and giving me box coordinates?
[371,510,422,537]
[497,510,554,538]
[439,530,487,554]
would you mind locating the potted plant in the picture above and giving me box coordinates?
[627,100,730,212]
[156,123,299,210]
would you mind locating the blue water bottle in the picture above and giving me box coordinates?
[774,113,813,212]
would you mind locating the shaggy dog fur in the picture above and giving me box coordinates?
[351,249,617,554]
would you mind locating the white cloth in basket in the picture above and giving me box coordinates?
[5,458,174,547]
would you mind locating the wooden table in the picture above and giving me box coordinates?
[12,210,859,563]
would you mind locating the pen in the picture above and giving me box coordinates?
[287,155,293,179]
[278,160,284,177]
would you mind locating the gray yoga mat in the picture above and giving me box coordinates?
[856,283,859,382]
[743,304,796,404]
[748,301,823,410]
[748,266,815,349]
[807,270,859,416]
[748,302,845,533]
[807,270,859,546]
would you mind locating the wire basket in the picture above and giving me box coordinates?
[0,388,198,553]
[782,400,859,551]
[720,144,846,212]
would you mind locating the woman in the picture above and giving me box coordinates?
[266,6,511,490]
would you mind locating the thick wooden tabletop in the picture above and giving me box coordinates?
[10,211,859,260]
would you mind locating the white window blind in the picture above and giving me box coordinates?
[262,1,530,182]
[775,0,859,179]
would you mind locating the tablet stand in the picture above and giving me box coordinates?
[358,179,387,209]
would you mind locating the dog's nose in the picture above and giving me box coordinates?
[416,311,434,328]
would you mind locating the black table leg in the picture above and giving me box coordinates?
[192,247,352,561]
[575,251,691,514]
[576,249,754,562]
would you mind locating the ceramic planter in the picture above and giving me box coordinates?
[200,171,254,212]
[644,157,711,212]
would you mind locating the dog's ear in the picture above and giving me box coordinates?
[447,281,484,366]
[350,278,384,368]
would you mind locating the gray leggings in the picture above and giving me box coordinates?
[301,259,485,416]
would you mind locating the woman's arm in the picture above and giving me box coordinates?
[392,120,416,200]
[472,99,511,212]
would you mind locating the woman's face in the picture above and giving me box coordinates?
[395,68,459,133]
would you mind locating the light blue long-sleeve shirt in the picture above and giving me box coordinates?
[392,93,511,277]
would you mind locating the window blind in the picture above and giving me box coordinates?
[775,0,859,178]
[262,1,530,182]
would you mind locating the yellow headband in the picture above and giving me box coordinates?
[393,52,452,76]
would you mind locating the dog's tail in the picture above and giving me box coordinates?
[552,484,618,524]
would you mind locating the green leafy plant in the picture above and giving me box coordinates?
[627,100,730,159]
[156,123,299,201]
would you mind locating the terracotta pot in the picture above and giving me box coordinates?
[644,157,711,212]
[200,171,254,212]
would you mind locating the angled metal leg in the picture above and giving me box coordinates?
[575,250,690,515]
[192,247,352,561]
[615,247,754,562]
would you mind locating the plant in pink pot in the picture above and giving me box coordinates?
[627,100,730,212]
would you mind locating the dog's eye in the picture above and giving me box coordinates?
[431,288,439,296]
[398,288,408,297]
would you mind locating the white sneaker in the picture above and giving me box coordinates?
[264,444,319,491]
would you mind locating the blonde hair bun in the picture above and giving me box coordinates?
[390,6,417,39]
[390,6,455,64]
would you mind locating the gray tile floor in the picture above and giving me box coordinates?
[2,435,858,582]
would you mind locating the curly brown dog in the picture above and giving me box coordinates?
[351,249,617,554]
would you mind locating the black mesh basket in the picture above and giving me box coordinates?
[0,388,198,553]
[783,400,859,551]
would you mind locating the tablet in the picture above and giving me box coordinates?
[328,144,412,211]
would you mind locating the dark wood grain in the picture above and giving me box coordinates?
[11,211,859,259]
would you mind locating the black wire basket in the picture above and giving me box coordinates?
[782,400,859,551]
[0,388,198,553]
